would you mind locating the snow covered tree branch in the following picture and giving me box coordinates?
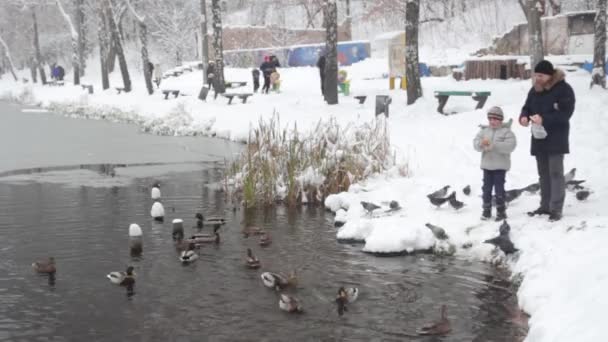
[55,0,80,84]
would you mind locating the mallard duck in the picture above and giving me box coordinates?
[192,225,220,244]
[336,287,359,315]
[245,248,261,269]
[206,217,226,225]
[243,225,265,237]
[32,257,56,274]
[279,294,302,313]
[259,232,272,247]
[261,271,297,290]
[107,266,135,285]
[151,182,161,200]
[417,305,451,336]
[179,243,199,264]
[195,213,204,229]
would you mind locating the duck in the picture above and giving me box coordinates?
[179,243,199,264]
[279,294,303,313]
[151,182,161,200]
[259,232,272,247]
[206,217,226,225]
[245,248,261,269]
[32,257,56,274]
[107,266,136,285]
[336,287,359,316]
[242,225,265,237]
[195,213,204,229]
[261,271,297,290]
[192,225,221,244]
[417,305,451,336]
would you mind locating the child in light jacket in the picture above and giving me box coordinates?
[474,106,517,221]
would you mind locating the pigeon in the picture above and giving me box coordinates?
[492,189,523,206]
[448,194,465,210]
[575,190,592,201]
[428,191,455,208]
[428,185,450,199]
[425,223,449,240]
[389,200,401,210]
[484,220,518,255]
[462,185,471,196]
[521,183,540,193]
[564,168,576,183]
[566,180,586,191]
[360,201,381,214]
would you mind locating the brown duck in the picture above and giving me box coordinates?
[417,305,451,336]
[32,257,56,274]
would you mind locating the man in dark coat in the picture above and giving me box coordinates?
[519,60,575,222]
[55,65,65,81]
[252,69,260,93]
[316,54,326,96]
[260,56,274,94]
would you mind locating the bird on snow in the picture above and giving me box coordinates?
[492,189,523,206]
[463,185,471,196]
[521,183,540,193]
[428,191,456,208]
[428,185,450,199]
[417,305,451,336]
[564,168,576,183]
[425,223,449,240]
[566,180,586,191]
[448,193,465,210]
[575,190,592,201]
[484,220,518,255]
[388,200,401,211]
[360,201,381,215]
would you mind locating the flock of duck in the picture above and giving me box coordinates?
[31,181,453,336]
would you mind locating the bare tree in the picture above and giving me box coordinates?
[211,0,226,93]
[75,0,86,77]
[592,0,607,88]
[126,0,154,94]
[519,0,545,71]
[405,0,422,105]
[200,0,209,84]
[56,0,80,85]
[31,6,47,84]
[148,0,198,66]
[323,0,338,105]
[0,34,18,81]
[105,0,131,91]
[96,0,110,90]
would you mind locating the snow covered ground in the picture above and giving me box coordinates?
[1,56,607,341]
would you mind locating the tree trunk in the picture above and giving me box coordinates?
[405,0,423,105]
[56,0,80,85]
[105,0,131,92]
[29,58,38,83]
[323,0,339,105]
[522,0,545,70]
[201,0,209,85]
[97,1,110,90]
[211,0,226,93]
[76,0,86,77]
[126,0,154,94]
[32,8,47,85]
[592,0,607,88]
[0,34,18,81]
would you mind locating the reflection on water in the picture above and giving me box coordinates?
[0,165,527,341]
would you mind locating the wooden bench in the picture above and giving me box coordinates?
[225,81,247,88]
[162,89,180,99]
[434,91,491,114]
[221,93,252,104]
[115,87,126,94]
[354,95,367,105]
[81,84,94,94]
[47,80,65,86]
[172,71,183,77]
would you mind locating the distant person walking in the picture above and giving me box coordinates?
[519,60,576,222]
[207,61,216,89]
[260,56,274,94]
[252,69,260,93]
[316,54,326,96]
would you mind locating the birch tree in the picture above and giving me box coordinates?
[211,0,226,93]
[75,0,86,77]
[105,0,131,91]
[323,0,338,105]
[126,0,154,94]
[592,0,607,88]
[56,0,80,85]
[200,0,209,84]
[97,0,110,89]
[0,34,18,81]
[405,0,422,104]
[519,0,545,71]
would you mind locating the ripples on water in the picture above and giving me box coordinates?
[0,165,527,341]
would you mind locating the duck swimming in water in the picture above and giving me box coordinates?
[261,271,297,291]
[107,266,135,285]
[32,257,56,274]
[279,294,302,313]
[259,232,272,247]
[245,248,261,269]
[336,287,359,315]
[417,305,451,336]
[179,243,199,264]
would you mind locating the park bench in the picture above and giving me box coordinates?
[354,95,367,105]
[47,80,64,86]
[434,91,491,114]
[162,89,180,99]
[115,87,126,94]
[221,93,252,105]
[172,70,183,77]
[225,81,247,88]
[81,84,94,94]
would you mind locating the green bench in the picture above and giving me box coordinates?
[434,91,491,114]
